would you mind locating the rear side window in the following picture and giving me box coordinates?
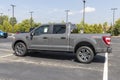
[53,25,66,34]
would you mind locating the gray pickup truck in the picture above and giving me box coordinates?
[12,23,112,63]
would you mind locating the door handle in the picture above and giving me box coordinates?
[43,37,48,39]
[26,36,29,39]
[26,36,32,40]
[61,37,66,39]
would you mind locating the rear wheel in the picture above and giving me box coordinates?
[76,46,94,63]
[14,42,27,56]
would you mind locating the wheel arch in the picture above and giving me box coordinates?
[13,40,27,50]
[74,41,95,54]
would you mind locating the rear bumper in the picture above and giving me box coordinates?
[0,33,8,38]
[96,47,112,53]
[107,47,112,53]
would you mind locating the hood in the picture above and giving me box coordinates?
[14,33,30,38]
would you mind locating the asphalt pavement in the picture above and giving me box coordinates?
[0,37,119,80]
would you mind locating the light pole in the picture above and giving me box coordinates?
[0,13,3,16]
[111,8,117,27]
[11,4,15,18]
[111,8,117,34]
[11,4,16,33]
[82,0,86,33]
[65,10,70,23]
[8,9,10,16]
[83,0,86,26]
[29,11,34,28]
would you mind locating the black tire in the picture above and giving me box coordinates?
[14,42,27,56]
[4,36,7,38]
[76,46,94,63]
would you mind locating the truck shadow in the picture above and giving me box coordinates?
[27,52,105,63]
[93,55,105,63]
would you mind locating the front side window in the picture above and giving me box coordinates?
[34,25,49,36]
[53,25,66,34]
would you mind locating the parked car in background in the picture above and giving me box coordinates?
[0,30,8,38]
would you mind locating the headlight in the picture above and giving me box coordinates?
[12,36,15,40]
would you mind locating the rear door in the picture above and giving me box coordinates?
[48,24,69,51]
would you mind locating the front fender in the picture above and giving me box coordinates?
[12,38,28,50]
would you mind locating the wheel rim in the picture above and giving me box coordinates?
[78,48,91,62]
[15,43,25,55]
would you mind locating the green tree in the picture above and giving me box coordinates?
[97,24,103,33]
[76,21,83,33]
[0,15,9,25]
[13,19,41,33]
[0,25,3,31]
[112,18,120,36]
[107,23,112,34]
[9,17,17,26]
[33,22,41,28]
[103,22,108,33]
[76,21,103,34]
[3,20,12,32]
[0,16,3,25]
[18,19,31,32]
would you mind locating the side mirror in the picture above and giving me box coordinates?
[30,32,34,40]
[30,32,34,36]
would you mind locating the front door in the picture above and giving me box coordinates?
[29,25,50,50]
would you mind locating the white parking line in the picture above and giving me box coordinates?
[103,52,108,80]
[0,48,13,52]
[0,54,13,58]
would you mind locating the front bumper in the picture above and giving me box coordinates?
[0,35,4,38]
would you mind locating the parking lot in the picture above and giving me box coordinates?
[0,37,119,80]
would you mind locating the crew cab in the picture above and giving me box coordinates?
[12,23,112,63]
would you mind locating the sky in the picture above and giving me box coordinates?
[0,0,120,24]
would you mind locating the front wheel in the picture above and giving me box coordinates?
[76,46,94,63]
[14,42,27,56]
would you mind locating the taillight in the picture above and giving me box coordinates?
[103,36,111,45]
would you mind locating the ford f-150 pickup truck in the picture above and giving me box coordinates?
[12,23,112,63]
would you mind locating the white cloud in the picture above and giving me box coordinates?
[81,7,96,13]
[68,12,74,15]
[52,8,65,13]
[49,8,63,14]
[53,9,59,12]
[67,11,80,16]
